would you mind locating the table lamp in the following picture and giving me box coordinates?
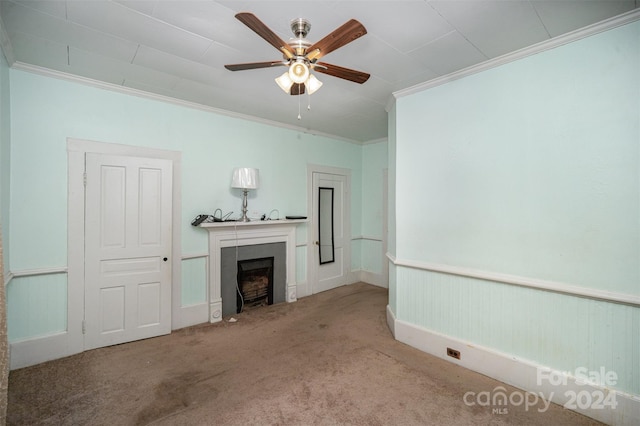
[231,167,260,222]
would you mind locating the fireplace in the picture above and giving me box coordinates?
[220,242,286,317]
[237,256,274,313]
[199,219,305,323]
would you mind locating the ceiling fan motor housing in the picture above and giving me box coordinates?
[289,18,312,57]
[290,18,311,38]
[288,38,311,57]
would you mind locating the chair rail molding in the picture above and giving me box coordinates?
[387,253,640,307]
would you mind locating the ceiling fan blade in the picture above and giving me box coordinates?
[314,62,370,84]
[290,83,305,96]
[235,13,295,58]
[225,61,285,71]
[305,19,367,60]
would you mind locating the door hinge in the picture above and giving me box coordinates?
[82,320,86,334]
[83,172,87,186]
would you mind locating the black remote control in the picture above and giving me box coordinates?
[191,214,213,226]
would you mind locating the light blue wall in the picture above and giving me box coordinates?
[6,69,372,340]
[0,38,10,274]
[359,141,388,275]
[393,20,639,396]
[9,70,363,269]
[387,103,397,311]
[181,257,207,307]
[397,21,638,293]
[387,104,397,259]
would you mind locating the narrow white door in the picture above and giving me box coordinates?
[84,153,172,350]
[312,172,349,293]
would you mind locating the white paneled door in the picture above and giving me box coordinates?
[84,153,172,351]
[312,171,349,293]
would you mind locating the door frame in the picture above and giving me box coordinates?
[67,138,182,356]
[306,164,352,295]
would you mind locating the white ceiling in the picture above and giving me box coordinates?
[0,0,637,143]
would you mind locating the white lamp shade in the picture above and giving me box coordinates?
[231,168,260,189]
[275,72,293,93]
[306,74,323,94]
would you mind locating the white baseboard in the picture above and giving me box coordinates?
[296,281,312,299]
[10,332,79,370]
[175,303,209,329]
[387,307,640,426]
[386,305,396,337]
[359,270,388,288]
[295,276,384,298]
[12,303,209,369]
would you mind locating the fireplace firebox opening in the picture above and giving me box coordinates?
[237,256,274,313]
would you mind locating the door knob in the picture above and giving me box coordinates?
[163,257,168,262]
[314,241,319,245]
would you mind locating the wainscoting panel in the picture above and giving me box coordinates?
[180,257,207,307]
[351,240,361,271]
[395,266,640,396]
[388,262,397,313]
[295,245,307,288]
[7,273,67,341]
[360,239,383,275]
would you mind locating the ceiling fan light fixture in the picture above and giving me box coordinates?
[306,74,323,95]
[289,60,309,84]
[275,71,294,93]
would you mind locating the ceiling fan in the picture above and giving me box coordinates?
[225,12,370,96]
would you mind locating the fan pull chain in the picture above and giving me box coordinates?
[307,91,311,110]
[298,92,301,120]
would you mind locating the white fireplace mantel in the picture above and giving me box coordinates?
[199,219,306,323]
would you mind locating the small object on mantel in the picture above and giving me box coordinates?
[285,215,307,220]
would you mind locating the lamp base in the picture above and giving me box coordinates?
[239,189,251,222]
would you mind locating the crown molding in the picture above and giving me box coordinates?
[385,94,396,113]
[393,8,640,100]
[10,62,365,145]
[0,16,15,66]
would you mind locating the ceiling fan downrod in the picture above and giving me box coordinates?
[288,18,312,60]
[290,18,311,39]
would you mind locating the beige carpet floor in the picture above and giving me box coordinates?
[7,283,600,425]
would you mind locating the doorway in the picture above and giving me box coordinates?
[67,139,181,355]
[83,153,173,350]
[308,166,351,294]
